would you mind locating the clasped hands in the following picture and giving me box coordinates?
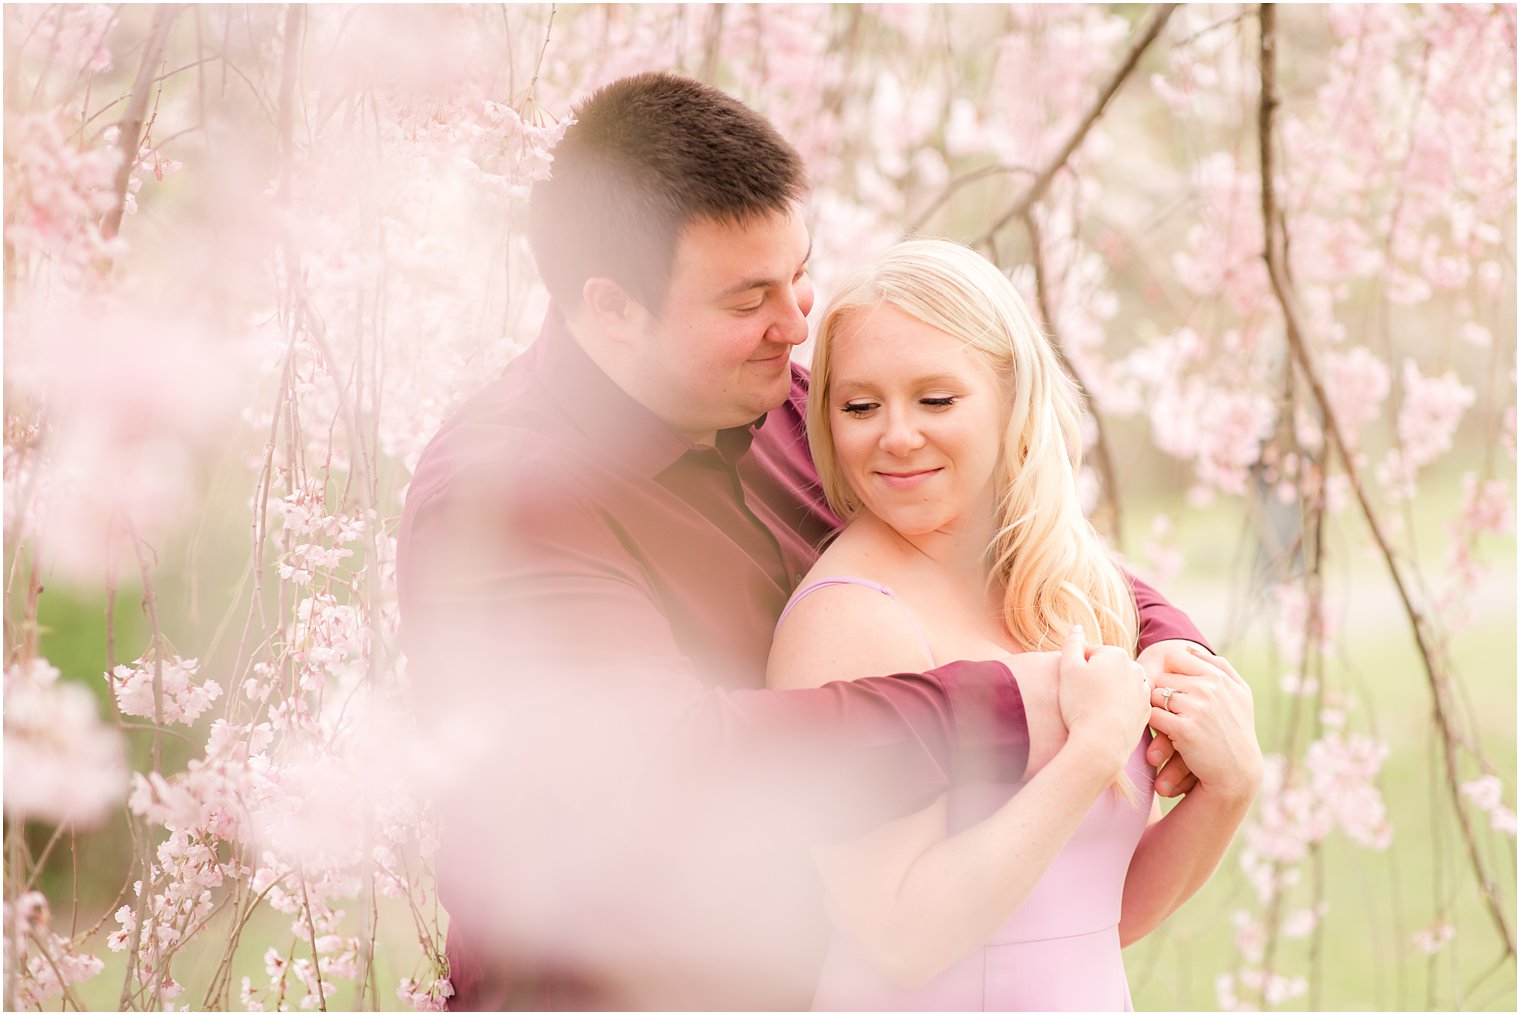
[1059,633,1263,802]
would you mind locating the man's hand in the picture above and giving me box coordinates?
[1138,640,1197,795]
[1140,642,1262,802]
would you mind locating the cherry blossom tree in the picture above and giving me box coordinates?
[4,4,1514,1010]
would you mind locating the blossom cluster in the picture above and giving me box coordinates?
[2,111,124,271]
[7,891,106,1009]
[110,655,223,726]
[4,657,127,828]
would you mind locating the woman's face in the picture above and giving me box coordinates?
[826,304,1009,538]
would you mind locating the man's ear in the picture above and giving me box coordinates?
[581,277,649,345]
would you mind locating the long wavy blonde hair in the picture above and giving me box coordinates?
[808,238,1137,652]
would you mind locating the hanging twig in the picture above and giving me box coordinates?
[974,4,1177,247]
[275,4,304,198]
[1022,208,1125,548]
[103,4,180,239]
[905,162,1036,237]
[1256,2,1514,956]
[698,3,725,84]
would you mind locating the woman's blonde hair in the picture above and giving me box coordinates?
[808,238,1137,652]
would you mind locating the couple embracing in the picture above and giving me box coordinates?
[397,72,1262,1012]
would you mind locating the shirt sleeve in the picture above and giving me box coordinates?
[397,463,1030,842]
[1127,570,1212,652]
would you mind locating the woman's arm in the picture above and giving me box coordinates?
[1119,647,1263,944]
[818,703,1139,988]
[769,595,1149,989]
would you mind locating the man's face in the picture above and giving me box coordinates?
[630,204,813,444]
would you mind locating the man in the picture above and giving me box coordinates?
[397,71,1208,1010]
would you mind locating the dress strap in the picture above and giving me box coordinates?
[776,577,937,667]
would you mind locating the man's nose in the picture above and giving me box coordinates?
[768,282,811,347]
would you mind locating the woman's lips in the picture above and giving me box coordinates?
[876,468,942,490]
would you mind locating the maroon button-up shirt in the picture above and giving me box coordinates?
[396,310,1205,1010]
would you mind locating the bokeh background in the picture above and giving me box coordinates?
[4,4,1515,1011]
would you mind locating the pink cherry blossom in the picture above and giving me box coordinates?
[4,658,128,827]
[6,890,107,1008]
[110,655,223,725]
[1411,921,1455,955]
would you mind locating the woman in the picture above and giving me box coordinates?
[767,239,1260,1010]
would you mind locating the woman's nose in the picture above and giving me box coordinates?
[880,411,925,454]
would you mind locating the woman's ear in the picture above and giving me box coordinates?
[581,277,650,346]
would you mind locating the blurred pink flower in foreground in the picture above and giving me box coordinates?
[2,110,124,271]
[5,297,254,583]
[3,657,127,828]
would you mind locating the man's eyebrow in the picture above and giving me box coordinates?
[717,238,813,299]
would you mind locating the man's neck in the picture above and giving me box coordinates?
[560,310,715,447]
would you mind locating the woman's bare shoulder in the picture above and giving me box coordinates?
[767,528,934,691]
[767,581,936,690]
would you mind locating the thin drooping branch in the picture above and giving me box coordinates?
[974,3,1177,246]
[275,3,304,197]
[103,4,181,239]
[1022,209,1125,549]
[697,3,725,84]
[1256,2,1515,957]
[905,162,1036,237]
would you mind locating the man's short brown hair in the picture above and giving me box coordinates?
[528,72,808,315]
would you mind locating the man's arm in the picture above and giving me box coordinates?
[1120,647,1262,943]
[397,464,1029,840]
[1129,571,1210,651]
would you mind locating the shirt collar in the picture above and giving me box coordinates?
[535,307,762,477]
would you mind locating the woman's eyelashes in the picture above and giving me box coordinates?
[839,395,959,416]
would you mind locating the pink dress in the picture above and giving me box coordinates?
[780,577,1156,1011]
[810,737,1155,1011]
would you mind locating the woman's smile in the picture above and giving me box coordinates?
[875,467,943,491]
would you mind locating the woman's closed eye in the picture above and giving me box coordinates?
[841,401,879,416]
[921,396,957,409]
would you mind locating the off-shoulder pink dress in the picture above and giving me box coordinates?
[810,736,1155,1011]
[780,577,1156,1011]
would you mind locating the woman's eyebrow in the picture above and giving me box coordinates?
[833,372,966,390]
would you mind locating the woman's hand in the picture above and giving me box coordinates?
[1056,626,1152,776]
[1145,645,1263,804]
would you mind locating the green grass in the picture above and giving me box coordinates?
[1123,478,1517,1011]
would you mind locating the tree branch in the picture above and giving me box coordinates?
[974,3,1177,246]
[103,4,180,239]
[905,162,1036,237]
[1256,2,1514,957]
[1022,208,1125,549]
